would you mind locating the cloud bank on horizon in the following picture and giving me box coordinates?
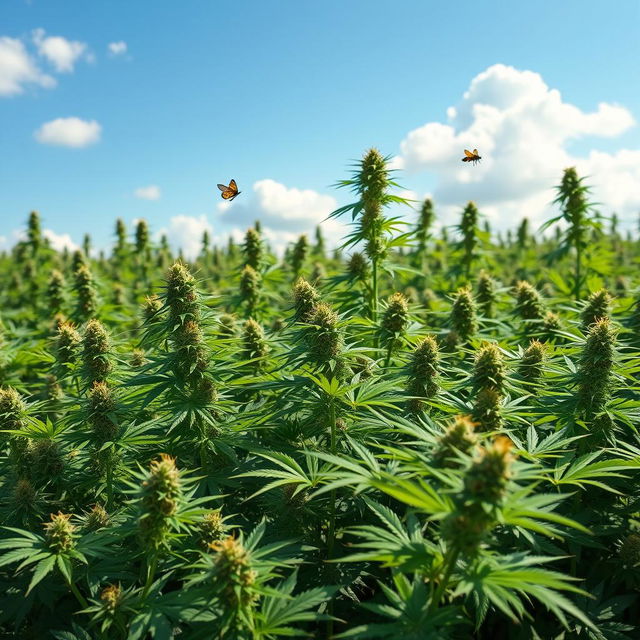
[391,63,638,228]
[213,64,638,259]
[1,29,638,259]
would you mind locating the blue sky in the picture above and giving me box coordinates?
[1,0,639,255]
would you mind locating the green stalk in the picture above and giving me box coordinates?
[421,252,427,288]
[327,399,337,639]
[327,400,337,559]
[106,463,114,511]
[429,546,460,613]
[384,341,393,370]
[65,571,89,609]
[199,440,207,470]
[575,241,582,300]
[371,256,378,323]
[142,553,158,599]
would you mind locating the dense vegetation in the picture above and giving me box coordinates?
[1,150,640,639]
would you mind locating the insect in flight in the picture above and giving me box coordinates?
[461,149,482,165]
[217,179,241,201]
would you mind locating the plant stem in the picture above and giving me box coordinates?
[106,462,114,511]
[65,573,89,609]
[142,553,158,599]
[384,341,393,370]
[199,436,207,470]
[371,256,378,323]
[429,546,460,613]
[327,399,337,559]
[575,241,582,300]
[327,399,337,639]
[421,252,428,289]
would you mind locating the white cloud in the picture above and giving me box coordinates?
[107,41,127,56]
[0,228,77,253]
[579,149,640,223]
[32,28,89,73]
[134,185,161,201]
[263,227,312,256]
[0,36,56,96]
[202,226,303,258]
[395,63,638,229]
[43,229,78,252]
[217,179,346,249]
[157,215,213,260]
[34,117,101,148]
[0,229,24,251]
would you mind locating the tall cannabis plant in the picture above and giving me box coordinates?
[542,167,600,300]
[330,148,412,322]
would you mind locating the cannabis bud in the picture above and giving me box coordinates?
[44,512,76,553]
[432,415,478,468]
[450,286,478,343]
[406,336,440,412]
[519,340,545,386]
[381,292,409,335]
[293,277,320,322]
[0,387,28,430]
[82,319,113,384]
[581,289,612,330]
[472,342,506,394]
[209,536,257,606]
[138,454,182,549]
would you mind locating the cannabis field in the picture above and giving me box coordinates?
[1,150,640,639]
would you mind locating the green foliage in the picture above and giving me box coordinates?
[455,201,485,281]
[543,167,601,300]
[449,285,478,344]
[476,270,498,318]
[1,161,640,639]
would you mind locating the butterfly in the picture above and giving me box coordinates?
[461,149,482,165]
[217,179,241,201]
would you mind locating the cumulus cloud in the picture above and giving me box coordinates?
[579,149,640,222]
[0,228,77,253]
[107,41,127,56]
[32,28,89,73]
[34,117,101,148]
[43,229,78,252]
[134,185,161,201]
[157,215,213,260]
[0,229,25,251]
[395,63,638,229]
[0,36,56,96]
[217,179,346,251]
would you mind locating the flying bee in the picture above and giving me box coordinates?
[462,149,482,165]
[217,179,241,201]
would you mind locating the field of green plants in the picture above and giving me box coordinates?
[1,149,639,639]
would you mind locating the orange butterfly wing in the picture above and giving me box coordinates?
[218,179,239,199]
